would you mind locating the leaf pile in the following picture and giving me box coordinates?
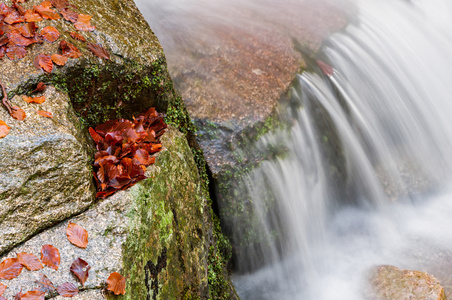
[0,223,126,297]
[90,107,167,199]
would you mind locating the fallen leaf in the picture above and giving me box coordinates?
[34,1,60,20]
[74,14,95,31]
[6,45,27,60]
[35,273,56,293]
[34,54,53,73]
[134,149,154,166]
[87,43,109,59]
[23,95,45,104]
[4,11,24,24]
[56,283,78,297]
[11,106,26,121]
[66,223,88,248]
[13,291,23,300]
[60,40,81,58]
[40,26,60,43]
[0,283,6,295]
[32,82,46,93]
[37,110,53,118]
[18,23,38,38]
[69,31,85,42]
[0,46,5,59]
[60,8,78,23]
[106,272,126,295]
[20,290,45,300]
[70,258,90,287]
[41,244,60,270]
[0,120,10,138]
[17,253,43,271]
[8,31,36,47]
[24,9,43,22]
[51,53,67,66]
[0,258,23,280]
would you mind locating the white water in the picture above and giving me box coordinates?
[233,0,452,299]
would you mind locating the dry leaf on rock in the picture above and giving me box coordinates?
[11,106,26,120]
[56,283,78,297]
[17,253,43,271]
[41,244,60,270]
[23,95,45,104]
[0,283,6,295]
[24,9,43,22]
[60,40,81,58]
[0,258,23,280]
[74,14,95,31]
[40,26,60,42]
[87,43,109,59]
[6,45,27,60]
[20,290,45,300]
[106,272,126,295]
[35,273,56,293]
[32,82,46,93]
[34,1,60,20]
[51,53,67,66]
[66,223,88,248]
[34,54,53,73]
[69,31,85,42]
[0,120,10,138]
[70,258,90,287]
[37,110,53,118]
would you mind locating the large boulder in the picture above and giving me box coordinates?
[369,265,447,300]
[0,128,238,299]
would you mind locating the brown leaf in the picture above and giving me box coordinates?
[11,106,26,121]
[23,95,45,104]
[87,43,109,60]
[106,272,126,295]
[35,273,56,293]
[7,31,35,47]
[0,46,5,60]
[34,54,53,73]
[60,40,81,58]
[60,8,78,23]
[0,283,6,295]
[40,26,60,43]
[74,14,95,31]
[6,45,27,60]
[18,23,38,38]
[51,53,67,66]
[41,244,60,270]
[69,31,85,42]
[66,223,88,248]
[32,82,46,93]
[34,1,60,20]
[37,110,53,118]
[4,11,24,24]
[56,283,78,297]
[133,149,155,166]
[0,120,10,138]
[24,9,44,22]
[70,258,90,287]
[17,253,43,271]
[20,290,45,300]
[0,258,23,280]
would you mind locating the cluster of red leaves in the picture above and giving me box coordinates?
[0,0,109,69]
[0,223,126,298]
[90,107,167,199]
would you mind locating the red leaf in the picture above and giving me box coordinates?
[11,106,26,121]
[24,9,44,22]
[40,26,60,43]
[37,110,53,118]
[41,244,60,270]
[134,149,155,166]
[0,258,23,280]
[89,127,105,146]
[20,290,45,300]
[35,273,56,293]
[56,283,78,297]
[34,54,53,73]
[6,45,27,60]
[17,253,43,271]
[74,14,95,31]
[18,23,38,38]
[34,1,60,20]
[66,223,88,248]
[51,53,67,66]
[87,43,109,60]
[0,120,10,139]
[70,258,90,287]
[32,82,46,93]
[106,272,126,295]
[0,283,6,295]
[4,11,24,24]
[60,40,81,58]
[23,95,45,104]
[60,8,78,23]
[69,31,85,42]
[8,31,36,47]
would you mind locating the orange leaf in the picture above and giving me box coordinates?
[106,272,126,295]
[4,11,25,24]
[0,258,23,280]
[74,14,95,31]
[66,223,88,248]
[134,149,154,166]
[11,106,26,121]
[23,95,45,104]
[8,31,36,47]
[34,54,53,73]
[60,8,78,23]
[35,273,56,293]
[40,26,60,43]
[24,9,44,22]
[37,110,53,118]
[56,283,78,297]
[60,40,81,58]
[34,1,60,20]
[87,43,109,60]
[0,282,6,295]
[32,82,47,93]
[69,31,85,42]
[51,53,67,66]
[6,45,27,60]
[17,253,43,271]
[41,244,60,270]
[70,258,90,287]
[18,23,38,38]
[0,120,10,138]
[19,290,45,300]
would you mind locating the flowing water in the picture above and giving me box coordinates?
[135,0,452,298]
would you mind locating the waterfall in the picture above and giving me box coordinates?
[233,0,452,299]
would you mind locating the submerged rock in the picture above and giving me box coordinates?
[370,265,447,300]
